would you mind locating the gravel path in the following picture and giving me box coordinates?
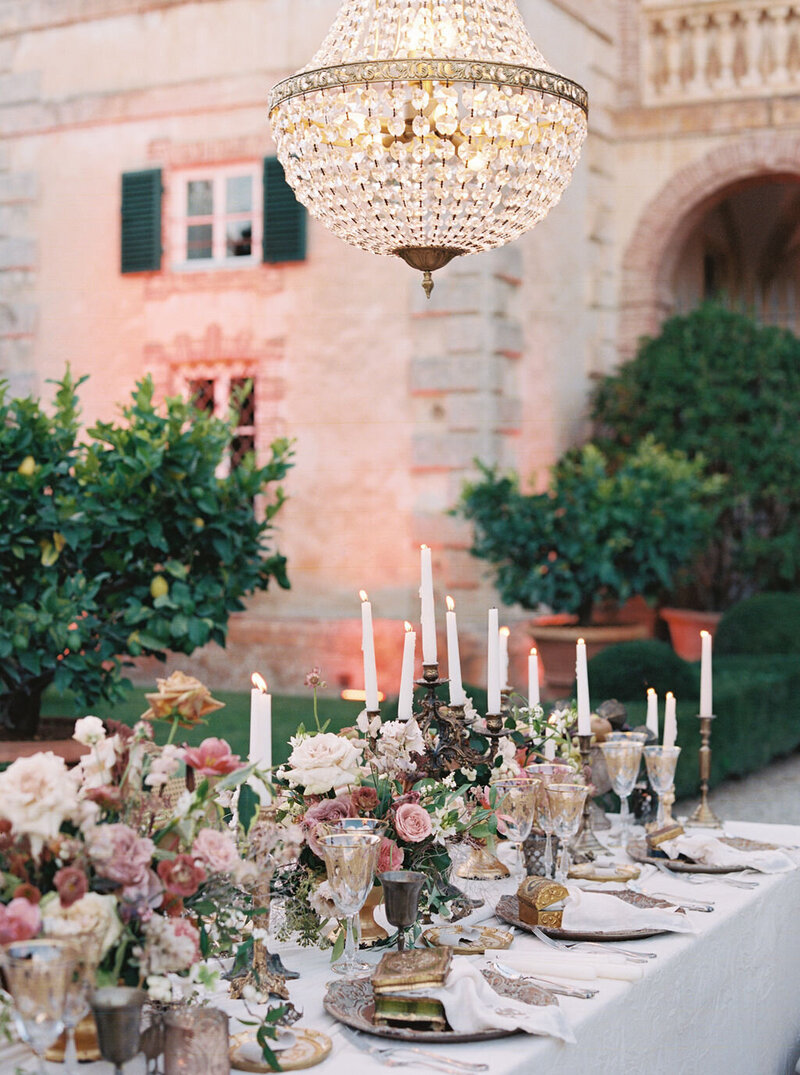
[675,747,800,824]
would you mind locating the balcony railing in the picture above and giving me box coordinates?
[642,0,800,104]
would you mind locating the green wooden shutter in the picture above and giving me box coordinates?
[121,168,162,273]
[262,157,307,264]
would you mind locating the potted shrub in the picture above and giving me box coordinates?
[0,371,293,739]
[456,437,723,689]
[591,303,800,657]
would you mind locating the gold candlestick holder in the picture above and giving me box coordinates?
[686,713,723,829]
[571,733,606,860]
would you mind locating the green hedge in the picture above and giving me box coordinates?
[714,593,800,656]
[585,640,698,701]
[611,654,800,799]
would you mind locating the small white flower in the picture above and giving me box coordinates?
[461,767,477,782]
[145,976,173,1004]
[73,716,106,746]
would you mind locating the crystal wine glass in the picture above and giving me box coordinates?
[599,739,645,848]
[0,939,76,1075]
[491,777,540,880]
[41,928,103,1075]
[643,745,681,828]
[319,832,381,977]
[545,782,588,884]
[526,763,581,878]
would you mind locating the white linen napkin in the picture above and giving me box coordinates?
[399,960,575,1042]
[495,951,642,982]
[560,886,696,934]
[659,834,797,873]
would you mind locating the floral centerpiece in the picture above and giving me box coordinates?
[0,672,271,1013]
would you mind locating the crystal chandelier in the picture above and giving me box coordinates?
[268,0,588,296]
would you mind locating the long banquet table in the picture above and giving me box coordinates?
[3,820,800,1075]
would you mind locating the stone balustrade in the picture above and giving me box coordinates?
[642,0,800,103]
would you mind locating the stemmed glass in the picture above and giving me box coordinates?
[319,832,381,977]
[491,777,540,880]
[90,987,147,1075]
[644,745,681,828]
[526,763,581,878]
[42,928,102,1075]
[599,739,645,848]
[545,783,589,884]
[0,938,76,1075]
[378,870,426,951]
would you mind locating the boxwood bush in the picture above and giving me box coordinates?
[714,592,800,656]
[585,639,698,701]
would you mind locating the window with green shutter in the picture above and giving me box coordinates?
[262,157,307,264]
[120,169,162,274]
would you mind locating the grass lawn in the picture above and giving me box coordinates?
[41,687,381,767]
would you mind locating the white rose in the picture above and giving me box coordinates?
[42,892,122,957]
[284,732,363,795]
[0,752,79,856]
[145,976,174,1003]
[72,716,106,746]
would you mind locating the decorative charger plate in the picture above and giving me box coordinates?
[422,924,513,954]
[323,969,554,1043]
[495,890,679,942]
[230,1027,332,1072]
[568,862,640,884]
[627,838,747,874]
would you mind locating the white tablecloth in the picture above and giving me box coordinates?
[4,820,800,1075]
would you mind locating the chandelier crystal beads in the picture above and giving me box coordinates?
[268,0,588,295]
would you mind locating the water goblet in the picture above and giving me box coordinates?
[42,927,103,1075]
[378,870,426,951]
[606,731,650,743]
[491,777,540,880]
[319,832,381,977]
[90,986,147,1075]
[546,782,589,884]
[644,745,682,828]
[320,817,388,837]
[599,739,645,848]
[0,939,76,1075]
[526,763,581,878]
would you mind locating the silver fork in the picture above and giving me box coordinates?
[531,925,655,961]
[627,881,715,912]
[342,1026,488,1072]
[654,860,759,889]
[489,959,598,999]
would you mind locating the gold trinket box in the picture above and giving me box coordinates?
[646,822,684,850]
[372,947,453,995]
[517,877,569,929]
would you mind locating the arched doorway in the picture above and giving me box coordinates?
[619,132,800,357]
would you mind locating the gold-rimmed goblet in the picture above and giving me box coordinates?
[0,939,76,1075]
[546,782,589,884]
[644,745,681,829]
[41,927,103,1075]
[599,739,645,847]
[319,832,381,977]
[491,777,541,880]
[526,763,581,878]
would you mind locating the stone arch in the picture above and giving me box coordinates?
[619,131,800,359]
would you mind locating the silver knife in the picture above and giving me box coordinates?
[341,1025,489,1072]
[490,960,598,999]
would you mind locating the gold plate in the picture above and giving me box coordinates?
[422,925,513,954]
[230,1027,332,1072]
[568,862,640,883]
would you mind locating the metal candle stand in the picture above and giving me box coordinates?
[571,733,606,860]
[685,713,723,829]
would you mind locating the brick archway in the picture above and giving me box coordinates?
[619,132,800,359]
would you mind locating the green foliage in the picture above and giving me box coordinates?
[456,437,722,624]
[0,371,293,734]
[585,639,698,701]
[591,303,800,609]
[714,592,800,656]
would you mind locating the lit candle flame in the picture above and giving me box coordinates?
[420,543,429,551]
[530,646,537,656]
[666,690,675,700]
[647,686,656,696]
[446,595,455,612]
[500,625,510,637]
[404,620,412,632]
[700,630,710,638]
[359,589,369,602]
[251,672,268,693]
[577,637,585,645]
[341,689,386,702]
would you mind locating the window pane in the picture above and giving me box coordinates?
[231,433,255,468]
[226,220,252,258]
[231,377,256,426]
[187,223,213,259]
[226,175,252,213]
[187,378,215,413]
[187,180,213,217]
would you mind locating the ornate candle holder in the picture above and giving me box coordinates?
[571,733,606,860]
[685,713,723,829]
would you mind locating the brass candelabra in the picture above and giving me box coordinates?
[571,733,606,860]
[685,713,723,829]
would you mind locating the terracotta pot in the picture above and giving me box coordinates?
[530,619,651,693]
[660,607,722,661]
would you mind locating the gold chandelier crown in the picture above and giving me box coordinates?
[268,0,588,295]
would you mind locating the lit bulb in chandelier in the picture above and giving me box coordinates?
[268,0,588,296]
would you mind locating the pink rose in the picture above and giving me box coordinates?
[156,854,207,899]
[54,866,88,909]
[303,795,353,856]
[391,791,421,809]
[394,803,432,843]
[89,824,154,886]
[183,737,242,777]
[377,837,405,873]
[351,787,379,813]
[192,828,239,874]
[0,898,41,944]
